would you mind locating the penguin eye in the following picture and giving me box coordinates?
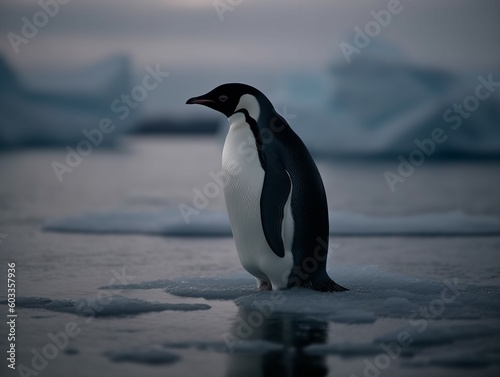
[218,95,228,102]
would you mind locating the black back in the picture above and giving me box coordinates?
[187,83,347,291]
[237,96,337,290]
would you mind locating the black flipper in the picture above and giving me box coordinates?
[260,157,291,258]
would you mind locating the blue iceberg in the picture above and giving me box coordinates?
[272,41,500,158]
[0,54,136,147]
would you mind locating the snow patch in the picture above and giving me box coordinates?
[0,295,210,316]
[98,267,500,323]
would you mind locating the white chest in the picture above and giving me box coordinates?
[221,113,294,289]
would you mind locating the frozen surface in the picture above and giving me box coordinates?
[103,276,256,300]
[106,270,500,370]
[2,138,500,377]
[1,295,210,316]
[234,277,500,322]
[108,267,500,322]
[43,209,500,236]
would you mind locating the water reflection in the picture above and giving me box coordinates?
[226,308,329,377]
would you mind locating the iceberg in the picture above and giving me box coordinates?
[0,54,136,147]
[98,268,500,369]
[269,40,500,158]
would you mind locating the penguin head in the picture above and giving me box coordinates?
[186,83,266,118]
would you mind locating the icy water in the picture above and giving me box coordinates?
[1,137,500,377]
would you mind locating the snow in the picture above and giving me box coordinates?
[43,209,500,237]
[98,266,500,323]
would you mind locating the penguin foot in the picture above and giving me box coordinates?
[311,277,348,292]
[258,280,272,291]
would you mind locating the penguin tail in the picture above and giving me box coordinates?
[311,276,348,292]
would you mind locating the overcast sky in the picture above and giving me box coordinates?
[1,0,499,75]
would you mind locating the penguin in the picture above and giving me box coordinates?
[187,83,347,292]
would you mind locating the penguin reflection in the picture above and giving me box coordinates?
[226,309,329,377]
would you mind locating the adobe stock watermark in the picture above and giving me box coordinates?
[339,0,412,63]
[213,0,243,21]
[178,106,296,224]
[16,267,135,377]
[350,278,460,377]
[8,0,72,54]
[222,238,342,353]
[384,74,500,192]
[51,65,169,183]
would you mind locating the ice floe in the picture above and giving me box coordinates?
[0,295,210,316]
[101,277,256,301]
[99,267,500,323]
[43,209,500,237]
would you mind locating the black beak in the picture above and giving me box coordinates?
[186,96,214,105]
